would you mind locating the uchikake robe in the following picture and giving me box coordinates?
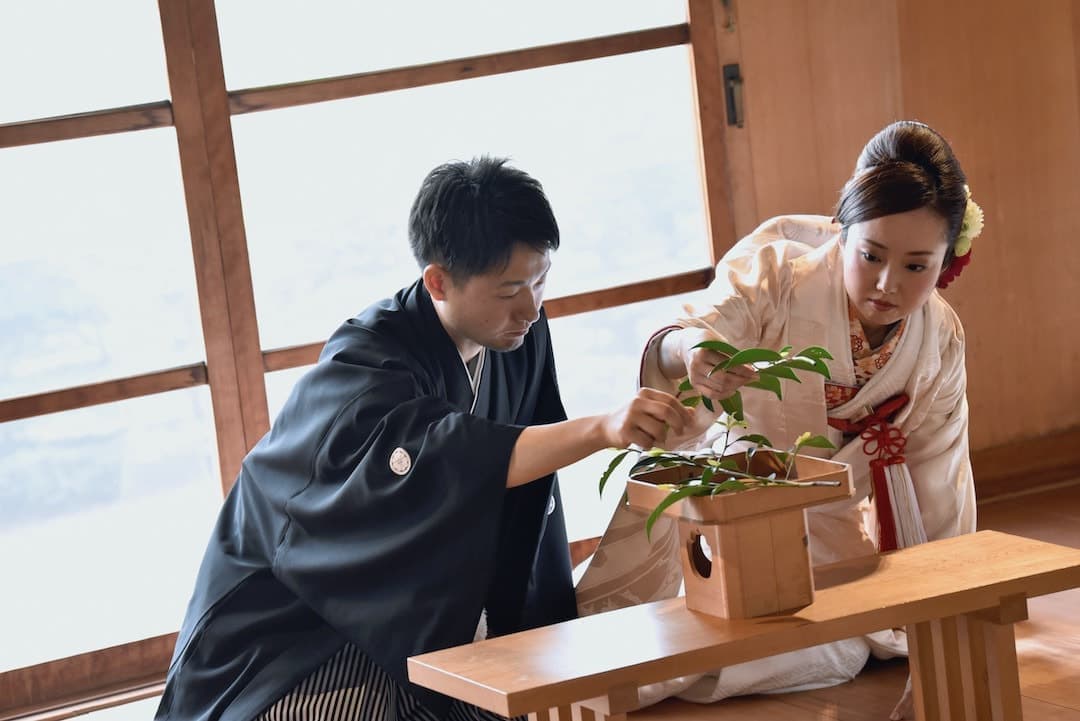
[578,215,975,703]
[641,214,976,564]
[156,279,577,721]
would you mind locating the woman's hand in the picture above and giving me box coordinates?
[680,328,757,403]
[599,387,693,450]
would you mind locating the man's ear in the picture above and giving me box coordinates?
[422,264,452,301]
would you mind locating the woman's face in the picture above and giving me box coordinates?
[841,206,950,333]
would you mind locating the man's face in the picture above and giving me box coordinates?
[433,244,551,360]
[841,206,949,333]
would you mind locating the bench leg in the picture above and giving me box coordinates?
[568,683,638,721]
[529,706,576,721]
[907,594,1027,721]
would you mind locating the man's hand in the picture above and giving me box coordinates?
[681,328,757,403]
[890,673,914,720]
[599,387,694,450]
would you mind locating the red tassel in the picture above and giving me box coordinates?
[871,458,899,552]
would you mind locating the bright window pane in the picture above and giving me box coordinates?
[0,1,169,123]
[235,47,708,350]
[0,129,204,399]
[0,389,221,671]
[78,698,161,721]
[549,290,712,543]
[266,366,313,422]
[217,0,685,89]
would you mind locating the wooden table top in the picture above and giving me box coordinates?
[407,531,1080,717]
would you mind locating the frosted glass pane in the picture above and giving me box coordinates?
[0,1,169,123]
[235,47,708,350]
[549,289,713,543]
[217,0,685,89]
[78,698,161,721]
[0,388,221,671]
[266,366,312,422]
[0,129,204,399]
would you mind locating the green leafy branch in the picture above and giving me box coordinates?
[598,342,838,538]
[601,431,837,537]
[676,342,834,418]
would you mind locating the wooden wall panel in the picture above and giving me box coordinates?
[801,1,902,212]
[896,0,1080,449]
[734,0,903,220]
[734,0,822,219]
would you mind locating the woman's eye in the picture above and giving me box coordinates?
[907,264,927,272]
[861,251,879,263]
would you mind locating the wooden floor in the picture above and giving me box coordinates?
[631,482,1080,720]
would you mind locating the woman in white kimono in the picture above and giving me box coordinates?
[576,121,983,720]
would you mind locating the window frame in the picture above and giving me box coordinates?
[0,1,737,717]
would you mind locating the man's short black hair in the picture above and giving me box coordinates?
[408,156,560,280]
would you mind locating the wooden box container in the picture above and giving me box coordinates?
[626,451,852,619]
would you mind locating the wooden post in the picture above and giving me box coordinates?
[908,594,1028,721]
[158,0,269,493]
[686,0,742,265]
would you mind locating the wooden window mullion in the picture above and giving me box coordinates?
[158,0,268,494]
[687,0,746,264]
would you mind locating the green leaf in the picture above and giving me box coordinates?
[678,378,694,393]
[719,392,744,420]
[645,485,710,539]
[778,345,793,356]
[700,466,715,484]
[713,479,749,493]
[701,396,715,412]
[723,348,783,367]
[757,365,801,382]
[795,434,836,450]
[680,395,702,408]
[692,339,739,356]
[797,346,834,360]
[736,433,774,447]
[745,374,783,399]
[599,449,632,497]
[786,357,832,380]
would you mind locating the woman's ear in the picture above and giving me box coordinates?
[422,264,451,301]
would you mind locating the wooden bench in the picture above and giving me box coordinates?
[408,530,1080,721]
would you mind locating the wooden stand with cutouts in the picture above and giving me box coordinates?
[625,451,853,619]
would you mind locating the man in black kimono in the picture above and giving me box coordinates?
[156,157,690,721]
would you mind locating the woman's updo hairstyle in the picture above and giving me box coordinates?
[835,121,968,264]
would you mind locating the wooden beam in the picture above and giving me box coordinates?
[0,102,174,149]
[686,0,739,264]
[0,634,174,721]
[544,268,715,319]
[263,342,325,373]
[0,364,207,422]
[228,24,690,115]
[706,0,758,240]
[260,269,716,374]
[158,0,269,495]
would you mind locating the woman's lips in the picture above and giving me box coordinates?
[870,299,897,311]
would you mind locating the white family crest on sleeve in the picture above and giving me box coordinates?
[389,447,412,476]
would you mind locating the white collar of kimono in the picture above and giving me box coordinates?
[464,348,485,412]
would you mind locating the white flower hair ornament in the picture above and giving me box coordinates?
[937,185,983,289]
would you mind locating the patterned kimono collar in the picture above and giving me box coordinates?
[825,300,907,410]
